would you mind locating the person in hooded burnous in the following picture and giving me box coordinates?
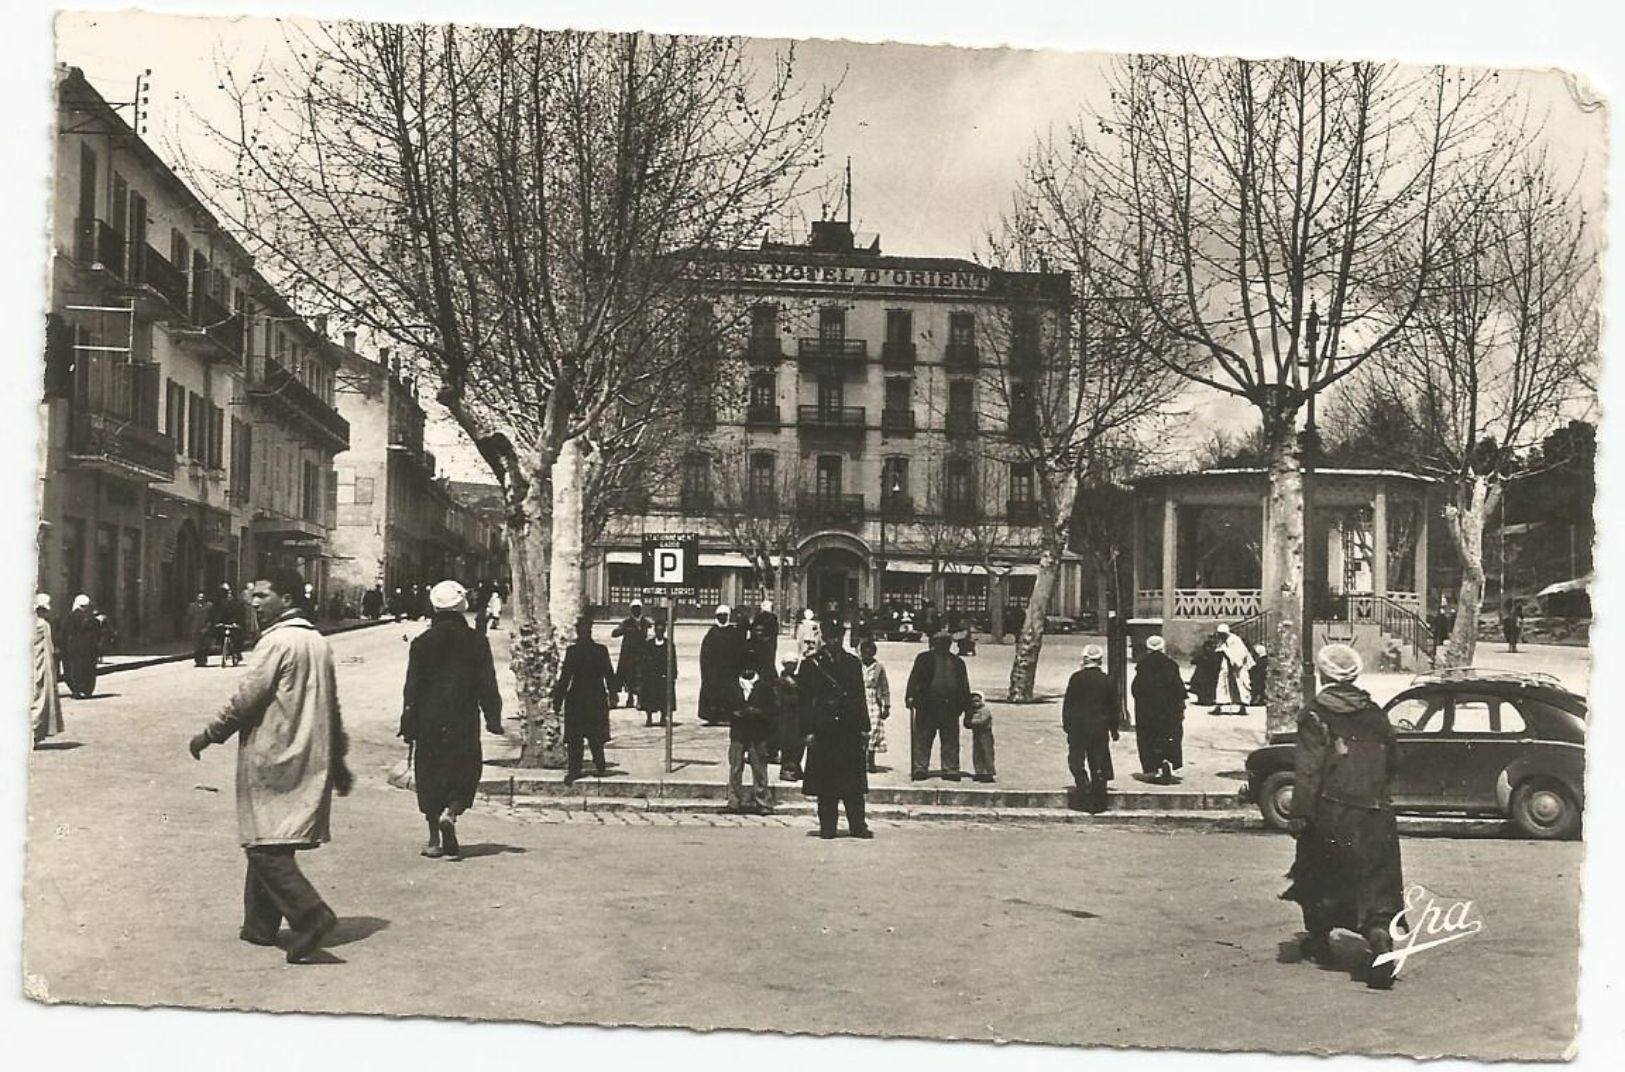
[1132,634,1187,784]
[1213,623,1255,713]
[399,581,504,860]
[698,604,745,725]
[60,593,103,699]
[1282,643,1406,991]
[31,593,64,747]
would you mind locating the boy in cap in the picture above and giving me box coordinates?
[964,691,996,782]
[1281,643,1405,990]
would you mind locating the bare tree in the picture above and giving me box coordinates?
[710,440,805,612]
[1092,56,1509,723]
[986,140,1185,702]
[1349,152,1599,665]
[185,23,830,765]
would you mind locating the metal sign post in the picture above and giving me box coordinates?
[643,532,699,775]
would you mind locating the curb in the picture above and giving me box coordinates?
[99,617,397,674]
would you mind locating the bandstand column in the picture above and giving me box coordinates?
[1373,486,1389,596]
[1161,494,1176,624]
[1414,494,1430,608]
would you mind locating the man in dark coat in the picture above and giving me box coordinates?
[362,584,384,620]
[698,604,745,725]
[1188,636,1221,706]
[611,601,651,708]
[400,581,503,859]
[904,632,972,781]
[723,665,778,814]
[775,659,805,781]
[1283,643,1405,990]
[61,594,103,698]
[798,632,873,839]
[1063,645,1120,812]
[754,598,781,647]
[638,616,675,727]
[554,616,616,784]
[1131,635,1186,783]
[186,591,214,668]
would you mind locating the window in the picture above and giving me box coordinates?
[948,379,974,415]
[165,380,185,451]
[946,457,975,507]
[748,452,776,500]
[1451,697,1527,735]
[818,376,843,413]
[884,377,911,413]
[170,231,190,286]
[882,456,910,501]
[1388,696,1445,733]
[749,371,775,409]
[1010,379,1036,426]
[187,390,205,461]
[607,563,644,606]
[1010,461,1035,503]
[681,454,711,496]
[815,455,842,498]
[949,311,975,347]
[1010,310,1040,358]
[78,145,97,229]
[110,172,128,238]
[750,304,778,341]
[886,309,912,344]
[819,306,846,341]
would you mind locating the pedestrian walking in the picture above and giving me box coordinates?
[399,581,504,860]
[904,632,971,781]
[1062,645,1119,813]
[187,568,353,964]
[723,665,777,814]
[1131,635,1186,784]
[776,659,805,781]
[362,583,384,620]
[486,587,503,631]
[1214,623,1254,711]
[186,590,214,667]
[554,616,616,784]
[1282,643,1405,990]
[638,617,675,727]
[698,604,745,725]
[798,632,873,839]
[964,691,996,782]
[1501,599,1523,653]
[611,601,651,708]
[858,639,890,773]
[31,593,64,747]
[60,594,103,699]
[1188,635,1220,706]
[389,587,406,622]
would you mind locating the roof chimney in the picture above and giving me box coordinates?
[343,329,356,351]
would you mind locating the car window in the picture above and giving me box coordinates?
[1388,697,1442,733]
[1450,696,1528,735]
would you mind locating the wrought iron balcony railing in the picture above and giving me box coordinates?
[881,340,917,368]
[881,409,916,436]
[944,341,979,369]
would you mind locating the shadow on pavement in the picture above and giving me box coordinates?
[33,740,84,752]
[455,843,527,859]
[327,915,391,949]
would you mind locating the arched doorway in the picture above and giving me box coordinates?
[800,532,872,620]
[169,519,201,639]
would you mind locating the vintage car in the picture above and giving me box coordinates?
[1243,670,1586,839]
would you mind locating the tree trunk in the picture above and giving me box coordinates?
[1008,473,1077,702]
[511,465,561,769]
[1440,475,1501,668]
[1264,426,1306,736]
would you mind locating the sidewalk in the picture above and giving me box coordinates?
[98,615,396,672]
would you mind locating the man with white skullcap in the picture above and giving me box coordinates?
[1062,645,1120,811]
[1131,635,1186,783]
[1281,642,1405,990]
[400,580,503,859]
[1213,622,1255,711]
[698,604,746,725]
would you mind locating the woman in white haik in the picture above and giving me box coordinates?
[1213,623,1255,712]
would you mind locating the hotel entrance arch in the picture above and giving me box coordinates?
[799,532,872,620]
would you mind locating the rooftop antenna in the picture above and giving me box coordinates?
[844,156,853,224]
[131,69,152,136]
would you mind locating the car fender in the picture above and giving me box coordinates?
[1495,743,1586,812]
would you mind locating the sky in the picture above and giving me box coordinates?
[47,8,1612,479]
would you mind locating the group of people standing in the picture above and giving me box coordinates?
[1187,623,1267,711]
[364,581,504,632]
[29,591,120,747]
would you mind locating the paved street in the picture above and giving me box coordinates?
[23,624,1583,1059]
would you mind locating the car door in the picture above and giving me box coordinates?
[1384,690,1450,810]
[1443,693,1531,813]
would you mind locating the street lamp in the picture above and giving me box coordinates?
[877,469,902,609]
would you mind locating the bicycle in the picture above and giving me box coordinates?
[217,623,243,668]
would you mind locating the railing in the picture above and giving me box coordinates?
[798,493,865,530]
[797,337,867,362]
[945,341,979,369]
[178,291,244,363]
[797,404,866,431]
[746,336,782,362]
[127,244,189,313]
[945,410,978,435]
[1135,589,1165,617]
[680,489,715,513]
[944,499,979,523]
[881,340,916,367]
[1321,592,1438,665]
[1233,608,1280,652]
[74,217,126,277]
[741,492,777,516]
[1174,588,1264,619]
[68,408,175,481]
[1007,499,1041,525]
[744,403,780,427]
[248,360,351,449]
[879,493,915,520]
[881,409,916,436]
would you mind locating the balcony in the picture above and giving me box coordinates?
[68,407,174,483]
[174,291,245,364]
[680,489,715,514]
[247,360,351,452]
[797,405,867,451]
[798,492,866,531]
[73,217,126,280]
[945,410,979,435]
[745,403,781,428]
[881,409,916,437]
[943,498,979,524]
[881,340,916,368]
[945,341,979,370]
[125,244,190,318]
[742,492,778,517]
[878,492,915,520]
[797,337,867,374]
[746,336,783,363]
[1007,499,1042,526]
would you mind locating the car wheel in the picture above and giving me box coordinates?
[1509,779,1581,840]
[1258,770,1295,832]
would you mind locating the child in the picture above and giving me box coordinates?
[859,639,890,773]
[965,691,996,783]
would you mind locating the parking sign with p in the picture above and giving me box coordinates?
[643,532,699,594]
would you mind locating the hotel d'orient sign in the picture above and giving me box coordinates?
[688,258,993,293]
